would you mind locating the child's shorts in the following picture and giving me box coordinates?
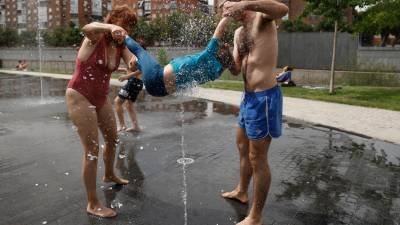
[238,85,283,140]
[118,77,143,102]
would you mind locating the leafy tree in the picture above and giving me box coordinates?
[302,0,363,94]
[166,11,186,45]
[43,26,83,47]
[19,30,37,47]
[0,28,19,47]
[354,0,400,46]
[281,19,314,32]
[132,18,155,45]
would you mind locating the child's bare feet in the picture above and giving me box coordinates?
[87,203,117,218]
[125,126,141,132]
[103,175,129,185]
[117,126,126,132]
[221,189,249,204]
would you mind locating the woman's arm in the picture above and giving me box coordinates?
[213,17,231,39]
[81,22,126,44]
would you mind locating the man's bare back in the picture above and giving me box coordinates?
[235,12,278,92]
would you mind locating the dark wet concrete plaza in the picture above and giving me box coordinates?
[1,74,400,225]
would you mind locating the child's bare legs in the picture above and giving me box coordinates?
[125,101,140,132]
[114,96,126,132]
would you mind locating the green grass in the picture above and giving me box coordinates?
[202,81,400,111]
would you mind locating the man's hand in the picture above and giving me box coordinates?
[222,1,245,17]
[128,56,137,71]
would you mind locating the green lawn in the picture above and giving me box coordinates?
[202,81,400,111]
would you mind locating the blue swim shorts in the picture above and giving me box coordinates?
[238,85,283,140]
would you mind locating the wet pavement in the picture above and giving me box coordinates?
[0,74,400,225]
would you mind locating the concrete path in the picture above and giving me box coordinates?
[192,87,400,144]
[1,69,400,144]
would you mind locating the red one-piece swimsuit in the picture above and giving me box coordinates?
[68,38,123,108]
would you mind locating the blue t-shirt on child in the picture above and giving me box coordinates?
[170,38,224,91]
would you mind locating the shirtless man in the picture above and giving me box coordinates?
[220,1,288,225]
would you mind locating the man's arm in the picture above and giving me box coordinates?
[229,28,242,76]
[223,0,288,20]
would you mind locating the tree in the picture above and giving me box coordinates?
[281,19,314,32]
[302,0,362,94]
[354,0,400,46]
[166,11,186,45]
[0,28,19,47]
[19,30,37,47]
[42,26,83,47]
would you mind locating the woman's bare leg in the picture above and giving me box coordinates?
[113,96,126,132]
[66,88,116,217]
[97,98,129,185]
[125,101,140,132]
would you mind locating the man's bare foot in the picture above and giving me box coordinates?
[103,175,129,185]
[117,126,126,132]
[125,126,141,132]
[236,216,262,225]
[87,203,117,218]
[221,189,249,204]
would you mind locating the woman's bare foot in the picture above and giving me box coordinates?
[236,216,262,225]
[221,189,249,204]
[87,203,117,218]
[103,175,129,185]
[117,126,126,132]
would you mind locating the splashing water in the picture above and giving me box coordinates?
[87,153,98,161]
[179,103,189,225]
[110,200,123,209]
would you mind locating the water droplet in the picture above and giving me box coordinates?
[98,60,103,64]
[88,105,96,109]
[110,200,123,209]
[139,146,144,150]
[83,76,87,80]
[44,184,48,187]
[35,183,39,186]
[100,185,104,189]
[87,153,98,161]
[42,221,47,224]
[101,144,104,149]
[90,77,95,80]
[118,154,126,159]
[59,187,63,191]
[64,172,69,176]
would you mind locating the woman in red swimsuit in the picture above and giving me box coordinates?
[65,5,137,218]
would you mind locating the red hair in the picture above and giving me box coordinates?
[104,5,137,32]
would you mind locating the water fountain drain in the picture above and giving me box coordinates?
[177,157,194,165]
